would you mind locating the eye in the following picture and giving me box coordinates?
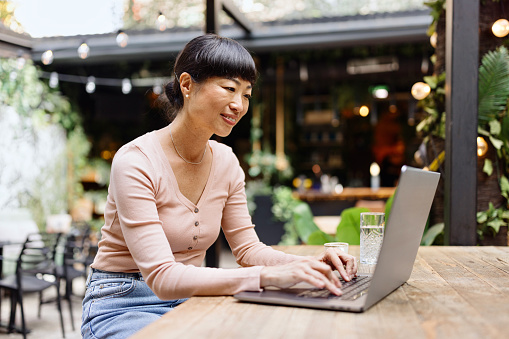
[244,94,252,100]
[224,87,235,92]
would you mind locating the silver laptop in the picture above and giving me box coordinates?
[234,166,440,312]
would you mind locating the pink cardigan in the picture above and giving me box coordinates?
[91,131,298,300]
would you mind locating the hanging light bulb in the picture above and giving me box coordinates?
[153,79,164,95]
[411,82,431,100]
[41,50,54,65]
[78,42,90,59]
[49,72,59,88]
[153,84,163,95]
[477,137,488,157]
[429,32,437,48]
[421,56,429,74]
[359,105,370,117]
[122,78,132,94]
[492,19,509,38]
[16,56,26,70]
[299,62,308,82]
[156,12,167,31]
[86,76,96,93]
[116,30,129,48]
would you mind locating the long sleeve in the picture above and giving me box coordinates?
[92,134,302,301]
[220,153,301,267]
[108,144,263,299]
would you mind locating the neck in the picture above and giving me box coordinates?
[168,120,210,164]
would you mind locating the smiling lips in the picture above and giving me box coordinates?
[221,114,236,125]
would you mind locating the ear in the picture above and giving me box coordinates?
[179,72,194,97]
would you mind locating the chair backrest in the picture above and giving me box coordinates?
[63,222,92,263]
[17,232,62,278]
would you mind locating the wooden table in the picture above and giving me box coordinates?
[130,245,509,339]
[297,187,396,202]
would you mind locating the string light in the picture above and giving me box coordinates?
[41,50,54,65]
[49,72,59,88]
[86,76,96,93]
[152,78,165,95]
[299,62,308,82]
[359,105,370,117]
[421,56,429,74]
[122,78,132,94]
[477,137,488,157]
[153,84,163,95]
[39,71,171,95]
[78,42,90,59]
[116,30,129,48]
[411,82,431,100]
[429,32,437,48]
[492,19,509,38]
[156,12,167,31]
[16,56,26,70]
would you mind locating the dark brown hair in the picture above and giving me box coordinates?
[162,34,257,121]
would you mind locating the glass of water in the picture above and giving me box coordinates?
[360,212,385,265]
[324,242,349,254]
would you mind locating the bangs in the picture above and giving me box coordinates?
[192,36,257,84]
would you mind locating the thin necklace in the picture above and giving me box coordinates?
[169,124,207,165]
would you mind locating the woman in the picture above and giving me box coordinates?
[81,34,357,339]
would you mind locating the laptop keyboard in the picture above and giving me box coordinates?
[296,275,371,301]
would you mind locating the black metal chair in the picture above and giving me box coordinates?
[0,232,66,338]
[59,222,94,296]
[48,223,93,331]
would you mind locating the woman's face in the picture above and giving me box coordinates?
[184,76,252,137]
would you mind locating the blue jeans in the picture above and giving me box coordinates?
[81,269,187,339]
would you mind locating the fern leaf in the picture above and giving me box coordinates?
[478,47,509,123]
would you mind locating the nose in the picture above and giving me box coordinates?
[229,94,244,114]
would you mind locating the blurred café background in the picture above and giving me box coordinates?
[1,0,508,253]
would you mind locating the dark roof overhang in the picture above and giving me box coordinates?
[0,24,32,58]
[29,9,431,65]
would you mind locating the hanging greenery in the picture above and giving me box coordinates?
[416,44,509,242]
[0,57,90,228]
[476,47,509,238]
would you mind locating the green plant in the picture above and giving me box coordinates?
[245,180,273,215]
[0,57,90,228]
[415,72,446,141]
[245,103,293,185]
[477,202,509,240]
[272,186,334,245]
[272,186,302,245]
[424,0,446,36]
[478,46,509,177]
[476,47,509,238]
[417,47,509,241]
[421,223,444,246]
[335,207,370,245]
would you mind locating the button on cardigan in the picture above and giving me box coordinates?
[91,131,299,300]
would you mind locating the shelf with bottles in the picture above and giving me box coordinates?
[299,131,343,147]
[298,149,344,170]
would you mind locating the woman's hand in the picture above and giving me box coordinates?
[260,257,343,296]
[317,248,357,282]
